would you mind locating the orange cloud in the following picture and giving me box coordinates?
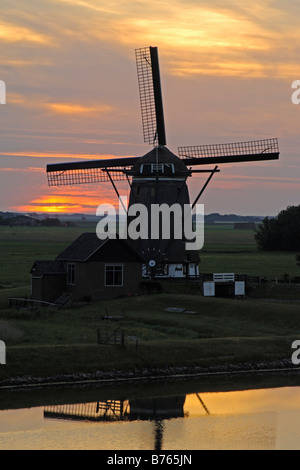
[45,102,115,116]
[67,0,300,78]
[3,0,300,80]
[0,167,44,173]
[0,22,49,43]
[8,93,116,118]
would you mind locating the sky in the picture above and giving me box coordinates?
[0,0,300,216]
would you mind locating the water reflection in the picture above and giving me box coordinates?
[40,388,300,450]
[1,378,300,450]
[45,400,131,422]
[44,396,188,450]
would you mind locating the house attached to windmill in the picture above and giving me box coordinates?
[30,228,202,305]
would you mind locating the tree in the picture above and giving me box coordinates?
[255,205,300,251]
[40,217,61,226]
[296,254,300,267]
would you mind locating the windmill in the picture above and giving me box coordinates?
[46,46,279,279]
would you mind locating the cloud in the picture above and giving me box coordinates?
[8,93,115,115]
[3,0,299,79]
[49,0,300,78]
[0,21,49,44]
[0,167,43,173]
[45,102,115,116]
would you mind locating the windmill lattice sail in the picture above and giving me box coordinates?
[47,167,131,186]
[46,157,139,186]
[47,138,279,186]
[178,138,279,165]
[135,46,166,147]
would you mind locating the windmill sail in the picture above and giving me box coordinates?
[178,138,279,165]
[46,156,139,186]
[47,138,279,186]
[135,47,166,146]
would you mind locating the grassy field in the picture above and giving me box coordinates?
[0,223,299,382]
[201,224,300,279]
[0,223,299,289]
[0,225,87,289]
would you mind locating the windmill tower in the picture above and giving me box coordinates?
[46,46,279,280]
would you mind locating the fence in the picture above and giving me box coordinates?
[8,298,57,309]
[213,273,235,282]
[97,327,125,346]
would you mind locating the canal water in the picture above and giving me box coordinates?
[1,374,300,450]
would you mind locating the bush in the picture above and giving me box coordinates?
[0,320,23,342]
[255,205,300,251]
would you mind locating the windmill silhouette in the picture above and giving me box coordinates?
[46,46,279,278]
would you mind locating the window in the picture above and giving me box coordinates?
[67,263,76,285]
[140,163,175,175]
[105,265,123,286]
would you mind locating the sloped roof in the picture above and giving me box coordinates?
[55,232,107,262]
[31,260,66,275]
[55,232,144,263]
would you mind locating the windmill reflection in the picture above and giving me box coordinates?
[44,400,131,423]
[44,394,209,450]
[130,397,186,451]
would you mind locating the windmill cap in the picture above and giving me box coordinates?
[131,146,190,176]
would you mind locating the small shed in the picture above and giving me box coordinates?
[30,260,67,303]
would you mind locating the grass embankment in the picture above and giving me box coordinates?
[1,294,299,382]
[0,223,299,383]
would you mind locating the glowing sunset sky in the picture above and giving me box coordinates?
[0,0,300,215]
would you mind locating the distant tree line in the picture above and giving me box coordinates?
[40,218,61,226]
[0,215,61,226]
[255,205,300,251]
